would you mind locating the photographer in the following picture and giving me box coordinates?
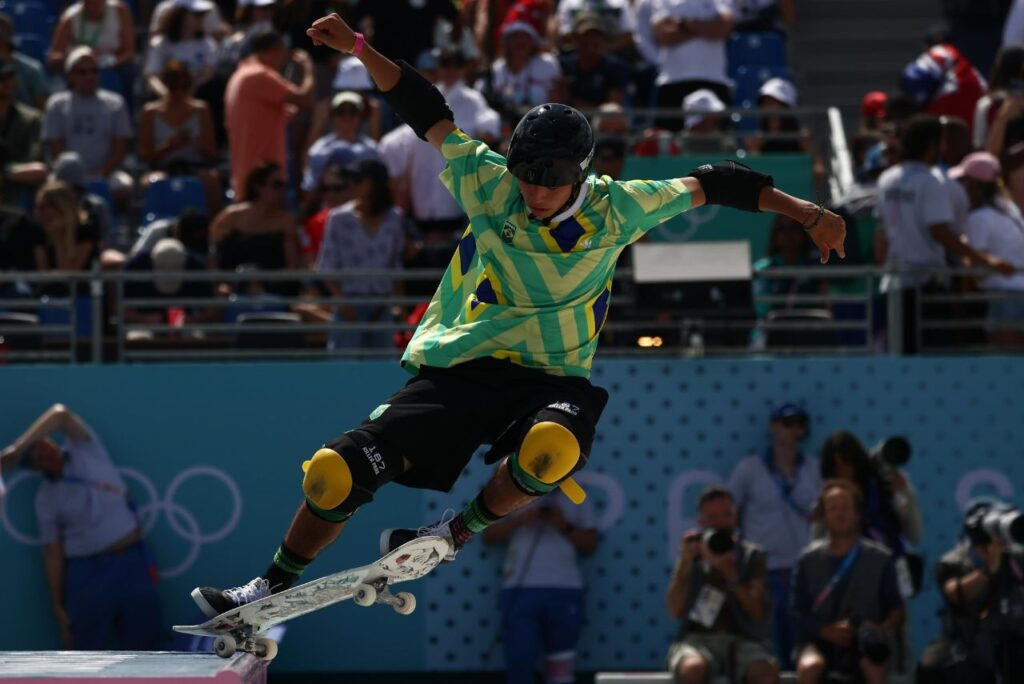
[482,491,599,684]
[665,486,778,684]
[792,480,904,684]
[917,499,1024,684]
[819,431,924,597]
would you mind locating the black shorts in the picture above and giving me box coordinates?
[349,357,609,492]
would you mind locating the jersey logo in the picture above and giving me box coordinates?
[369,404,390,421]
[501,220,517,243]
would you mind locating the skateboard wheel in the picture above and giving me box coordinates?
[354,583,377,607]
[393,591,416,615]
[214,635,237,658]
[254,638,278,661]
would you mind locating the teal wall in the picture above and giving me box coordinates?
[1,358,1022,673]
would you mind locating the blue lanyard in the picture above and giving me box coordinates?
[761,449,809,519]
[812,544,860,611]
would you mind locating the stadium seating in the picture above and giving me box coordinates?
[14,32,45,62]
[727,31,788,78]
[142,176,207,224]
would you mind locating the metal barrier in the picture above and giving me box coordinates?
[1,265,1021,363]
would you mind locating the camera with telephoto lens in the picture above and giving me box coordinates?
[701,528,736,555]
[868,436,911,485]
[964,500,1024,547]
[854,620,891,664]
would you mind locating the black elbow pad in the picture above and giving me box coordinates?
[379,60,455,141]
[689,160,774,212]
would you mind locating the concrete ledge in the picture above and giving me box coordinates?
[0,652,268,684]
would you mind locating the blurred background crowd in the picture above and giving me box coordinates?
[3,0,1024,359]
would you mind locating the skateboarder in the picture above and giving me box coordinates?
[191,12,847,618]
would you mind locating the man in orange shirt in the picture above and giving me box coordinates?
[224,30,314,200]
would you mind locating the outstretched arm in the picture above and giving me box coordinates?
[307,14,456,151]
[686,161,847,264]
[0,404,90,469]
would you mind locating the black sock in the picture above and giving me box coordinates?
[448,492,502,549]
[263,542,313,592]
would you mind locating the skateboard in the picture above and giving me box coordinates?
[172,536,449,660]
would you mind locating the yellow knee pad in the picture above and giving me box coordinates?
[515,421,587,504]
[301,448,353,511]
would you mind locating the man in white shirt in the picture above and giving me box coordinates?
[875,114,1012,352]
[483,491,599,684]
[0,404,162,650]
[380,47,500,241]
[648,0,734,131]
[728,403,820,671]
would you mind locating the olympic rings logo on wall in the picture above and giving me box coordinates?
[1,466,242,579]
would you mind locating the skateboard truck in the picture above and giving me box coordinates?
[212,627,279,661]
[352,577,416,615]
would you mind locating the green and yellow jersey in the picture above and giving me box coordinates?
[401,128,695,379]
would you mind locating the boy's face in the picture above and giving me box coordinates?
[516,179,574,219]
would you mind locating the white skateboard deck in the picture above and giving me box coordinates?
[173,536,448,641]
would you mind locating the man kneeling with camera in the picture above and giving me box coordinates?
[792,479,905,684]
[917,499,1024,684]
[665,486,779,684]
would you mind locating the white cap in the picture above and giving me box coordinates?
[239,0,276,7]
[151,238,187,295]
[759,77,797,108]
[64,45,96,74]
[333,55,373,91]
[173,0,215,12]
[682,89,726,130]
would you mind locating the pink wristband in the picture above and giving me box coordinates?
[350,32,365,57]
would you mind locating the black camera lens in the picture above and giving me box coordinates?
[702,528,735,555]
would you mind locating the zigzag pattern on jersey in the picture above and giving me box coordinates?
[402,129,695,378]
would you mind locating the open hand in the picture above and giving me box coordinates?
[807,209,847,264]
[306,13,357,53]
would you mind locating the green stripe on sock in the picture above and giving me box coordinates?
[273,546,310,576]
[461,496,500,534]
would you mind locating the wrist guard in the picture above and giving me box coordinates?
[379,60,454,141]
[689,160,774,212]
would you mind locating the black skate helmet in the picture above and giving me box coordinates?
[507,103,595,187]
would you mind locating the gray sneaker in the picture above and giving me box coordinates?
[379,509,458,562]
[191,576,272,619]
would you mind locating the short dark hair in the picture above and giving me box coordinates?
[697,485,733,513]
[244,160,281,201]
[250,29,284,54]
[900,114,942,161]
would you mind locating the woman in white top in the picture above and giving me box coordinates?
[952,151,1024,347]
[144,0,217,97]
[48,0,134,73]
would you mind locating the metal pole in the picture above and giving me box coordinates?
[91,267,102,364]
[886,284,901,356]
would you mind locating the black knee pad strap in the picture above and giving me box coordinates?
[309,430,404,518]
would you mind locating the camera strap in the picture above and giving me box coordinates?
[812,544,861,611]
[761,449,810,519]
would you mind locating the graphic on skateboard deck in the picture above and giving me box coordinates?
[172,536,448,660]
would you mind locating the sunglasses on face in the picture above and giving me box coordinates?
[779,416,807,429]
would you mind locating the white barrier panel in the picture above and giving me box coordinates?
[0,652,268,684]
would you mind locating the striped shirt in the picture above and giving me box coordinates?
[401,128,694,378]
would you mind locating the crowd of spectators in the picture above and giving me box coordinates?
[3,0,1023,355]
[0,0,817,355]
[831,1,1024,353]
[665,404,926,684]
